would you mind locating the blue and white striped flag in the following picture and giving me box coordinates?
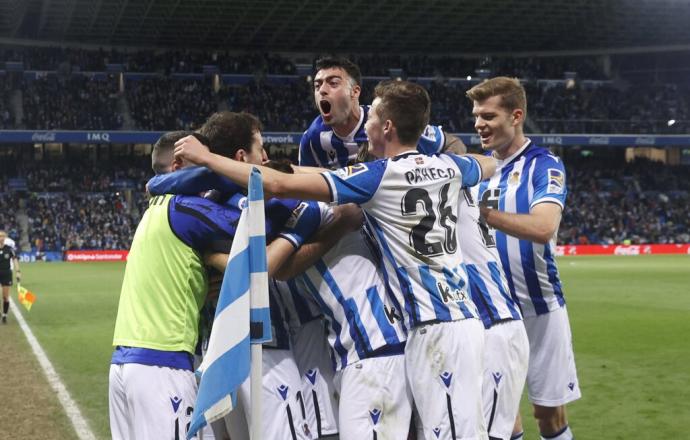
[187,168,271,438]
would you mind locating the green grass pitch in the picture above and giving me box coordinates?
[14,255,690,439]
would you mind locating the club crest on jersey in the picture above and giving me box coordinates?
[415,156,424,165]
[548,168,565,194]
[437,282,468,303]
[334,163,368,179]
[508,170,521,185]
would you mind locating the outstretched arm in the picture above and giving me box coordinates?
[174,135,332,202]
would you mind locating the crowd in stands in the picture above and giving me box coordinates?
[21,75,122,130]
[1,47,296,74]
[24,192,140,252]
[559,158,690,245]
[126,78,216,131]
[1,154,688,252]
[2,45,689,133]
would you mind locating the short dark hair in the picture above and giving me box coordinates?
[315,57,362,87]
[152,130,190,174]
[373,80,430,145]
[199,111,263,159]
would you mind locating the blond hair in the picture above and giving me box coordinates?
[466,77,527,115]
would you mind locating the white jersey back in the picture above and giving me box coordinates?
[323,151,483,328]
[300,226,406,371]
[458,186,522,329]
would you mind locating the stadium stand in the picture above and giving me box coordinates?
[0,46,689,255]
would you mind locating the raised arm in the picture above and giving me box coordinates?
[174,135,331,202]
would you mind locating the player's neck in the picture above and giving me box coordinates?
[384,141,417,158]
[493,134,528,160]
[332,105,362,138]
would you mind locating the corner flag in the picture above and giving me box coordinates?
[17,285,36,311]
[186,168,271,439]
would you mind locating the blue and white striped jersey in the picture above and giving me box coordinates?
[458,185,522,329]
[478,140,567,318]
[322,151,482,328]
[271,277,323,333]
[299,105,445,168]
[299,224,407,371]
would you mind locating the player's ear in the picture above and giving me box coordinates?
[383,119,394,138]
[171,158,183,171]
[351,83,361,99]
[234,149,246,163]
[512,109,524,126]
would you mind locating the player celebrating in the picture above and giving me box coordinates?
[109,116,318,440]
[467,77,580,440]
[458,186,529,440]
[299,57,464,169]
[174,80,496,439]
[0,230,20,324]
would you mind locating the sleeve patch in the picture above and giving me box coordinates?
[284,202,309,228]
[333,163,369,180]
[547,168,565,194]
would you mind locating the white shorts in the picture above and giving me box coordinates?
[292,318,339,436]
[483,320,529,440]
[109,363,198,440]
[334,354,413,440]
[406,319,486,440]
[524,306,581,406]
[221,348,312,440]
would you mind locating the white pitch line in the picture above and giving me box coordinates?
[10,298,98,440]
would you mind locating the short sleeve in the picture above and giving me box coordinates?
[447,154,481,188]
[298,130,317,167]
[416,124,445,155]
[321,160,387,205]
[530,154,567,210]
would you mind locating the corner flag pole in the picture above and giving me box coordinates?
[248,168,271,440]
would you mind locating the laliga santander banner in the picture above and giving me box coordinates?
[555,244,690,256]
[64,250,129,262]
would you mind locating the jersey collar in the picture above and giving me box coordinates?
[495,138,531,167]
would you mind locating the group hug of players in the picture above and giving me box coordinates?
[109,57,580,440]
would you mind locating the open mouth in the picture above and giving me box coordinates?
[480,133,492,143]
[319,100,332,116]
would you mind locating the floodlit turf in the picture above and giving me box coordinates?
[16,262,125,440]
[12,255,690,439]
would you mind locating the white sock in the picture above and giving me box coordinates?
[541,425,573,440]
